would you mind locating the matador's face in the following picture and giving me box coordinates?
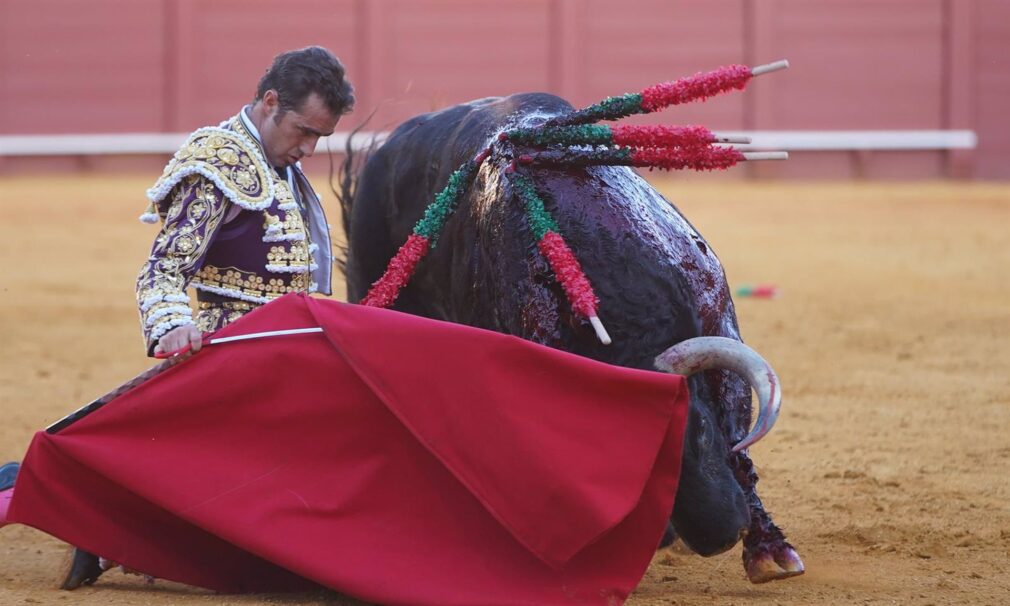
[259,91,340,169]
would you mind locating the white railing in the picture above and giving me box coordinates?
[0,131,387,156]
[0,130,976,156]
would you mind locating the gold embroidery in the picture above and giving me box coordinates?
[174,235,196,254]
[275,180,296,205]
[189,201,207,221]
[140,114,319,350]
[137,173,230,347]
[195,301,260,334]
[151,128,271,208]
[234,169,255,189]
[267,242,312,268]
[216,148,240,166]
[263,207,306,237]
[198,300,259,312]
[193,265,310,299]
[195,308,225,333]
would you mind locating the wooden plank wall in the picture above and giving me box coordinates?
[0,0,1007,178]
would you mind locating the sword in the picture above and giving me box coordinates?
[45,327,324,434]
[151,327,324,359]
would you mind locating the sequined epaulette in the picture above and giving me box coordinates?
[146,127,275,212]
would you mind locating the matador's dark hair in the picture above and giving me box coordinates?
[255,46,355,117]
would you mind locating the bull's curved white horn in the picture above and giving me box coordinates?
[653,336,781,452]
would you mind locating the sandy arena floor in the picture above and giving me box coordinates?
[0,176,1007,605]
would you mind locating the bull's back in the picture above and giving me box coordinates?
[346,93,572,302]
[347,93,738,370]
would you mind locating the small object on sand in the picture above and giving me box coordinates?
[735,284,779,299]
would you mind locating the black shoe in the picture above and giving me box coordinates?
[59,547,104,590]
[0,462,18,491]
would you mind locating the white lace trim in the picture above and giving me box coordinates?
[278,202,298,211]
[145,305,194,327]
[192,283,273,305]
[145,126,276,212]
[263,232,305,243]
[139,212,160,224]
[146,164,275,212]
[140,294,163,313]
[308,243,319,254]
[140,292,190,313]
[150,316,195,342]
[265,263,317,274]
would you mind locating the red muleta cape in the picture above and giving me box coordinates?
[9,293,688,605]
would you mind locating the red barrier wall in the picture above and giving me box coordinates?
[1,0,1007,178]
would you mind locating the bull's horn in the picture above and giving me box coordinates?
[653,336,781,452]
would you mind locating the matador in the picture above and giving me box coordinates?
[60,44,355,588]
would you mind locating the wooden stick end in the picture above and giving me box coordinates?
[751,60,790,76]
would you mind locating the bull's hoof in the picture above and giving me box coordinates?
[745,545,805,584]
[58,547,104,590]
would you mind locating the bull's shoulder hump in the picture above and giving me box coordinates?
[383,102,484,145]
[389,93,571,133]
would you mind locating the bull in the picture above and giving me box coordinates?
[341,93,803,582]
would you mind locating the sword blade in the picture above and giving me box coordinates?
[208,326,324,345]
[47,326,326,434]
[46,356,187,434]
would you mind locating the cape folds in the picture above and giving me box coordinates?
[10,294,689,605]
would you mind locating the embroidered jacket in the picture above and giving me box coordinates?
[136,111,332,353]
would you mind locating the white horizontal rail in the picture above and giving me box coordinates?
[0,131,387,156]
[0,130,975,156]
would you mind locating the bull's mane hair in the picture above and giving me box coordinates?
[333,115,383,278]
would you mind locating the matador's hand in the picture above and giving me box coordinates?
[154,324,203,357]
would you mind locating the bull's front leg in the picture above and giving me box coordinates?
[731,450,805,582]
[714,370,805,583]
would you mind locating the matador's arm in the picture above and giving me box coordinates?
[136,175,229,355]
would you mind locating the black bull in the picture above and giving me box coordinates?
[342,93,803,582]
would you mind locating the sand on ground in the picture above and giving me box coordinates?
[0,176,1007,605]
